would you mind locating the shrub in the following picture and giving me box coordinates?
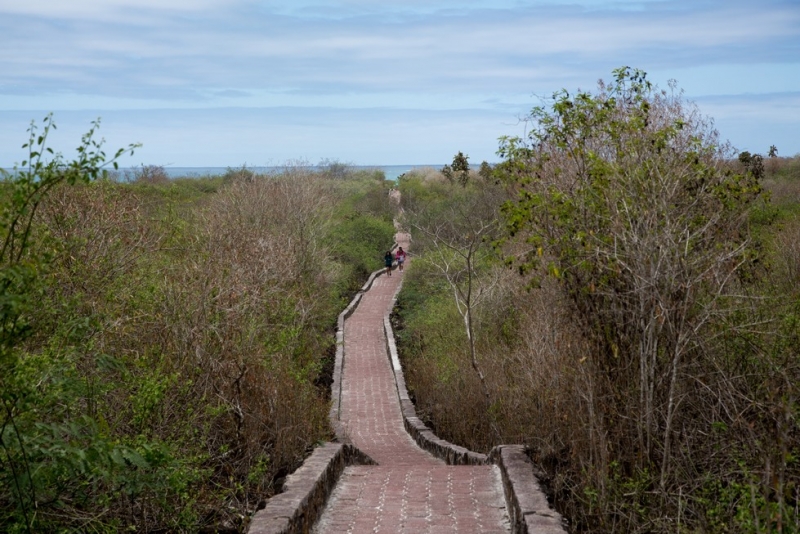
[396,69,800,532]
[1,119,401,532]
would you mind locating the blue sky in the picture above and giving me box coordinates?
[1,0,798,167]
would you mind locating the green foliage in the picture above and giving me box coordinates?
[223,163,257,182]
[739,151,765,180]
[334,175,395,225]
[696,458,800,534]
[451,151,470,187]
[0,121,399,532]
[328,212,396,291]
[762,155,800,214]
[478,161,493,182]
[498,67,762,393]
[440,151,470,187]
[1,349,201,532]
[1,116,136,353]
[0,116,146,532]
[488,67,799,532]
[317,158,351,179]
[395,266,465,384]
[397,172,451,213]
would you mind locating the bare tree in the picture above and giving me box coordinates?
[404,184,505,410]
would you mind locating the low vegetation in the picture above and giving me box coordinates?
[0,118,396,532]
[4,67,799,533]
[395,69,800,533]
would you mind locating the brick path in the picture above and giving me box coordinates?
[313,235,511,533]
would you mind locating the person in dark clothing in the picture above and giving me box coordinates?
[384,251,394,276]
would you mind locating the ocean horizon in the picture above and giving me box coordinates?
[149,164,443,181]
[2,164,448,182]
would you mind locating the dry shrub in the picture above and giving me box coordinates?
[397,263,577,455]
[769,215,800,288]
[22,173,338,530]
[401,166,448,184]
[120,164,171,184]
[764,179,800,209]
[40,180,160,285]
[450,265,599,515]
[763,156,800,207]
[479,273,588,452]
[202,171,336,291]
[146,172,336,517]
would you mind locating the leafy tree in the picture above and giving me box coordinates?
[0,116,139,532]
[497,67,763,489]
[478,160,493,182]
[440,163,454,184]
[451,151,470,187]
[440,152,470,187]
[318,158,350,179]
[739,150,765,180]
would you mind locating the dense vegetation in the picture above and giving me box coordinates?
[395,69,800,533]
[4,68,799,533]
[0,117,396,532]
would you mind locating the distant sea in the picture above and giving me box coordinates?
[152,165,442,182]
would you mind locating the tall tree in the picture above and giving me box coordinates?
[497,67,763,487]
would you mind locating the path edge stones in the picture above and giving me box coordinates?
[383,277,568,534]
[248,237,567,534]
[248,247,397,534]
[247,443,374,534]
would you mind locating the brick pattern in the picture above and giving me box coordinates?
[316,466,509,534]
[339,272,440,466]
[314,235,512,533]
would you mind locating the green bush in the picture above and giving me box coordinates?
[1,119,402,532]
[394,70,800,533]
[328,213,396,290]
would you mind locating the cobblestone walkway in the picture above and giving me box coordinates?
[313,235,511,533]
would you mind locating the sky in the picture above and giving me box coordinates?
[1,0,798,168]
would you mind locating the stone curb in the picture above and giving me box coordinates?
[382,282,567,534]
[247,443,374,534]
[488,445,567,534]
[329,267,381,443]
[330,242,399,443]
[248,246,395,534]
[382,310,488,466]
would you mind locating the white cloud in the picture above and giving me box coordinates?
[3,0,797,99]
[0,0,798,164]
[0,0,233,19]
[0,107,515,167]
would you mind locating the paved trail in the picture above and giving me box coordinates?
[313,235,510,534]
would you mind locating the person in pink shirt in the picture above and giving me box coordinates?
[395,247,406,271]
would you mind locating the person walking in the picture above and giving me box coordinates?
[395,247,406,272]
[384,250,394,276]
